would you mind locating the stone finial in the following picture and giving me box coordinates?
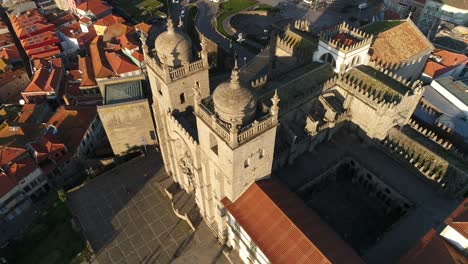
[271,89,280,117]
[192,82,201,103]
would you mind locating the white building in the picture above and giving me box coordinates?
[418,0,468,34]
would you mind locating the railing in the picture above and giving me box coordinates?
[237,115,274,144]
[169,59,205,81]
[197,104,231,142]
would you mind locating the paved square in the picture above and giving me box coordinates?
[68,151,229,264]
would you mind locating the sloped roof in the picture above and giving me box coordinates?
[135,22,151,35]
[0,122,46,148]
[423,49,468,78]
[30,134,66,163]
[78,56,97,87]
[445,199,468,238]
[366,20,434,64]
[222,178,363,264]
[0,147,38,197]
[105,51,140,75]
[89,36,117,79]
[46,105,96,152]
[0,46,21,63]
[94,14,125,27]
[23,67,61,93]
[76,0,112,17]
[398,229,466,264]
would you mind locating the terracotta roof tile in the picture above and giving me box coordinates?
[0,46,21,63]
[76,0,111,18]
[223,178,364,264]
[423,49,468,78]
[370,20,434,64]
[78,56,97,86]
[46,105,96,152]
[89,36,117,78]
[135,22,151,35]
[105,51,140,75]
[94,14,125,27]
[23,67,62,93]
[0,147,39,197]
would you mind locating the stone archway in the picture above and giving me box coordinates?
[319,52,336,68]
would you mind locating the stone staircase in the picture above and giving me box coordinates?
[156,176,202,230]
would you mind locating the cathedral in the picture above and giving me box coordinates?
[142,16,467,263]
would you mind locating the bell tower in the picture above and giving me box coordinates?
[192,60,279,238]
[142,17,210,179]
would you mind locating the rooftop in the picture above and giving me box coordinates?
[423,49,468,78]
[362,20,433,64]
[46,105,96,152]
[89,36,117,79]
[435,76,468,105]
[222,178,363,264]
[0,122,46,148]
[76,0,112,18]
[104,80,143,104]
[23,67,62,94]
[398,229,465,264]
[347,65,410,96]
[0,147,39,197]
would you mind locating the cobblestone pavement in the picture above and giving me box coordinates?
[68,151,228,264]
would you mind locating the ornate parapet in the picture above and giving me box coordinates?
[145,49,206,83]
[319,21,373,54]
[195,97,278,149]
[381,128,468,198]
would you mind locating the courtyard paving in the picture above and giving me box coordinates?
[68,151,229,264]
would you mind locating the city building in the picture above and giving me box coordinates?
[422,49,467,82]
[382,0,426,22]
[418,0,468,34]
[75,0,112,21]
[0,147,49,222]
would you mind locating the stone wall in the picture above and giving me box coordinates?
[98,99,157,155]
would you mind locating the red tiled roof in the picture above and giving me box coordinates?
[131,50,144,62]
[94,14,125,27]
[0,122,46,148]
[32,57,62,71]
[398,229,466,264]
[0,46,21,63]
[445,199,468,239]
[89,36,117,78]
[20,31,60,50]
[423,49,468,78]
[23,67,62,94]
[371,20,434,64]
[135,22,151,35]
[222,178,364,264]
[46,105,96,152]
[76,0,111,18]
[16,104,36,123]
[78,55,97,86]
[105,51,140,75]
[30,134,66,163]
[0,147,39,197]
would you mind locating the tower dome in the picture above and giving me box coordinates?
[154,18,193,67]
[212,62,257,126]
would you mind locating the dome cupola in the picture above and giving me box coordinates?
[212,59,257,126]
[154,18,193,67]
